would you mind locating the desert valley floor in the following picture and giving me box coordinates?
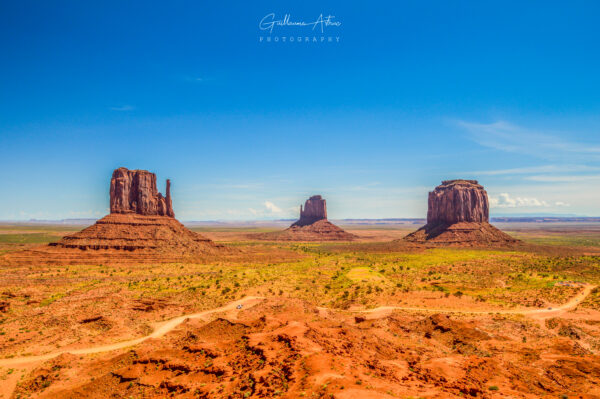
[0,221,600,398]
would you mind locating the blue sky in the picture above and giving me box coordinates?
[1,1,599,220]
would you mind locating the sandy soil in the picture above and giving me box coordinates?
[2,296,600,398]
[1,225,600,398]
[1,285,598,398]
[199,228,412,243]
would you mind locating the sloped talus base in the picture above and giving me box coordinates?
[403,222,519,246]
[253,219,357,242]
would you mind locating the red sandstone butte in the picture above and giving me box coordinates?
[292,195,328,227]
[427,180,488,225]
[110,167,174,217]
[253,195,356,241]
[36,167,224,259]
[404,180,518,246]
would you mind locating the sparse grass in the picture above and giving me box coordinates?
[0,233,62,244]
[1,223,600,357]
[189,226,281,233]
[346,267,385,282]
[3,243,598,316]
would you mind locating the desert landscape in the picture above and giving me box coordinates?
[0,171,599,398]
[2,2,599,398]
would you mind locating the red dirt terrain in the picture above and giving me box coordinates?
[7,297,600,398]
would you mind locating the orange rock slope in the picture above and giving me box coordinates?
[51,213,219,253]
[254,219,357,241]
[11,299,600,398]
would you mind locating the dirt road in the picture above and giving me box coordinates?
[0,285,595,367]
[355,284,596,320]
[0,296,265,367]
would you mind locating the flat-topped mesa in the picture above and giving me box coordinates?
[427,179,488,225]
[293,195,327,227]
[110,167,174,217]
[404,179,518,246]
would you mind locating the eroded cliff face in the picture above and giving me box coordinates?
[404,179,517,246]
[40,167,225,257]
[293,195,328,227]
[427,180,489,225]
[109,168,174,217]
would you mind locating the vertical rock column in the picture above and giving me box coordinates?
[166,179,174,217]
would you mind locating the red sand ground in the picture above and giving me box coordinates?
[1,225,599,398]
[3,294,600,398]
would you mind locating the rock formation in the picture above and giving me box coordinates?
[254,195,356,241]
[404,180,518,246]
[52,213,217,252]
[293,195,327,226]
[427,180,488,225]
[110,167,174,217]
[32,167,225,262]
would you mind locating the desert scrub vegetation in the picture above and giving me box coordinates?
[1,238,599,353]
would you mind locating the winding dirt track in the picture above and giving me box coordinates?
[0,285,594,368]
[354,284,596,320]
[0,296,265,367]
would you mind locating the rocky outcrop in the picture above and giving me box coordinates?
[38,168,225,260]
[404,180,517,246]
[254,219,357,242]
[293,195,327,227]
[110,168,174,217]
[254,195,356,241]
[51,213,218,253]
[427,180,488,225]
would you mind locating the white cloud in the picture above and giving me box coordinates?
[554,201,571,207]
[263,201,282,213]
[490,193,549,208]
[245,202,297,218]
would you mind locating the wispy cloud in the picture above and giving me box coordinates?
[182,75,211,83]
[457,120,600,160]
[263,201,282,213]
[343,182,381,191]
[468,164,600,176]
[489,193,570,208]
[524,174,600,182]
[109,105,135,111]
[245,201,296,218]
